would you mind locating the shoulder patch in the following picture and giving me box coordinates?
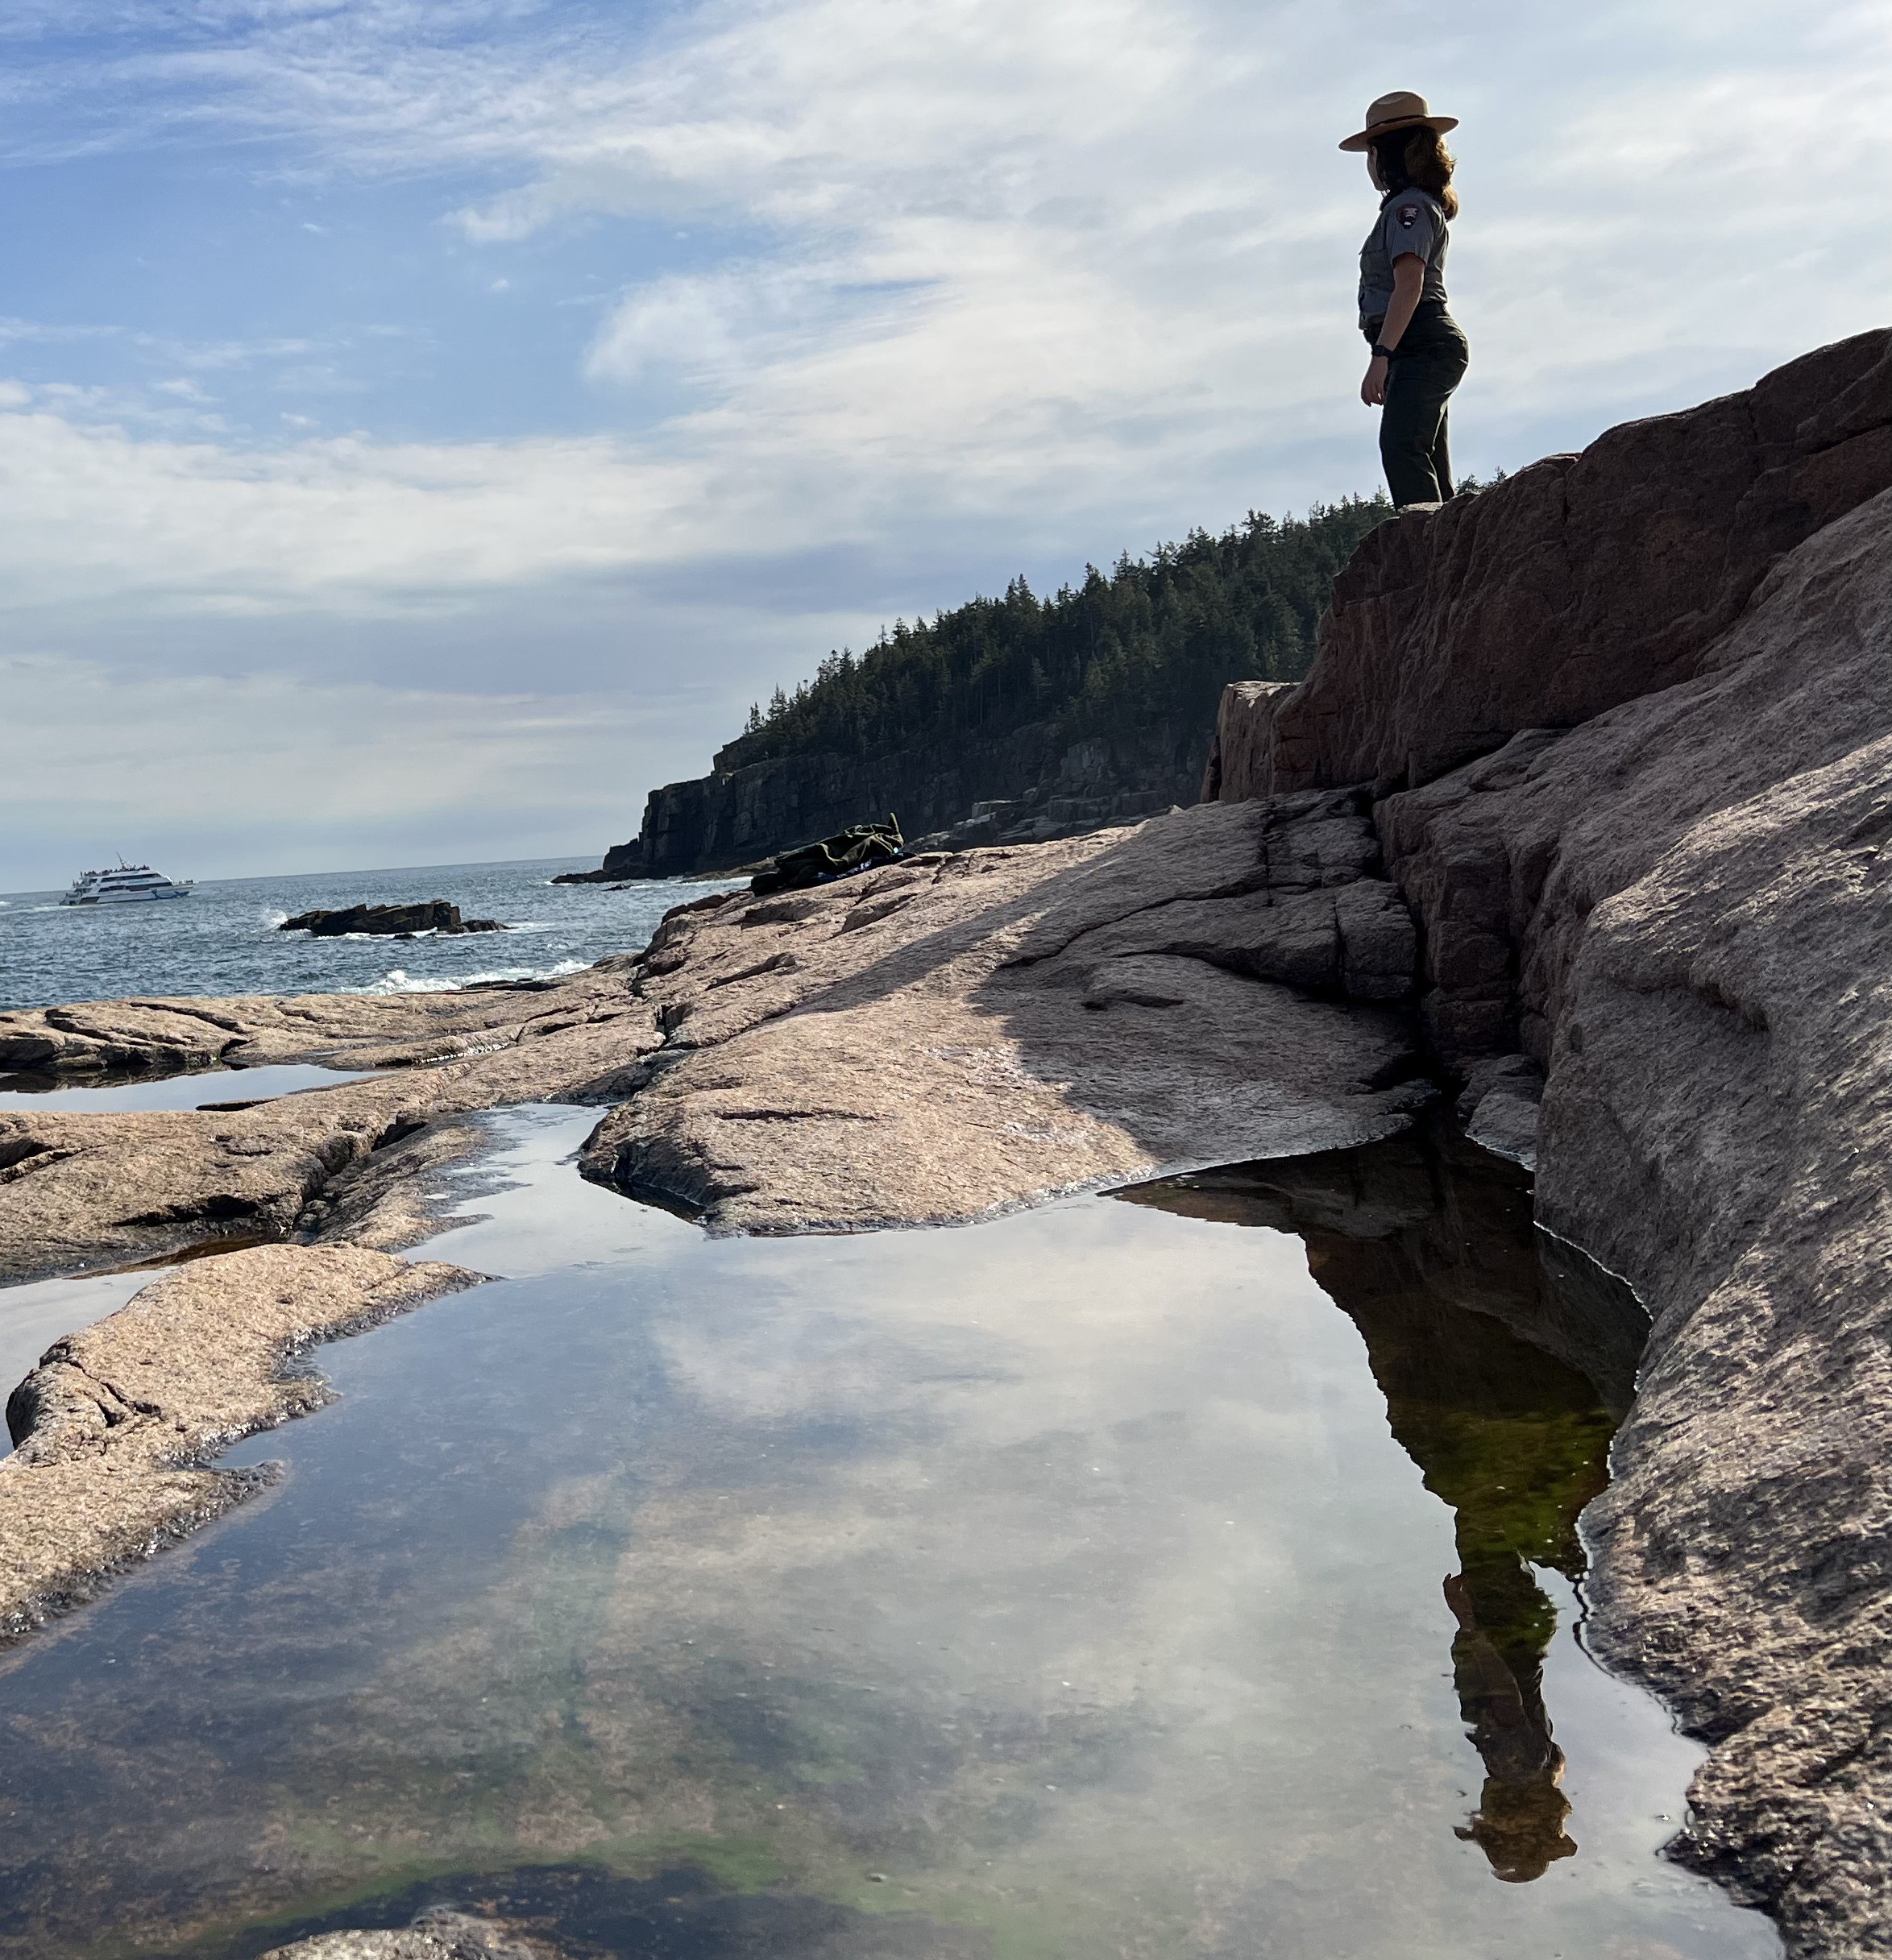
[1397,203,1420,228]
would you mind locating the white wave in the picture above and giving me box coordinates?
[262,910,288,928]
[343,957,588,997]
[345,968,463,996]
[462,958,590,985]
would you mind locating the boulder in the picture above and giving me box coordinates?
[1199,679,1296,803]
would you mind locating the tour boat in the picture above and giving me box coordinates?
[60,863,194,905]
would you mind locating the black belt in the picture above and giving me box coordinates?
[1362,298,1458,352]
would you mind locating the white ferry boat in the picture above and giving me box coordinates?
[60,863,194,905]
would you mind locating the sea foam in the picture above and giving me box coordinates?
[346,957,588,997]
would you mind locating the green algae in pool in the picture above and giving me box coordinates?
[0,1111,1779,1959]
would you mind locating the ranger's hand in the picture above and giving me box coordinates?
[1361,355,1389,407]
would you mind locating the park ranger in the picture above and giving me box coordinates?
[1342,91,1469,508]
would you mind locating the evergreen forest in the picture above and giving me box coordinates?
[718,497,1391,773]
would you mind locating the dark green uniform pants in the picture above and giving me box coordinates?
[1373,304,1469,508]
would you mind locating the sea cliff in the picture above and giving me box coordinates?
[587,717,1190,881]
[1202,323,1892,1950]
[566,501,1388,879]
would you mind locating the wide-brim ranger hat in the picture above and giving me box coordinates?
[1338,91,1458,152]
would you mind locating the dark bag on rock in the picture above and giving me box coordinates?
[751,816,904,896]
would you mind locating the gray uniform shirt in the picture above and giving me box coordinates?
[1358,187,1450,329]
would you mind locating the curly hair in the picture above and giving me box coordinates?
[1371,126,1461,220]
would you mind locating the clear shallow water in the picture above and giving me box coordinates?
[0,1063,375,1111]
[0,1110,1780,1959]
[0,858,740,1011]
[0,1070,377,1427]
[0,1267,163,1444]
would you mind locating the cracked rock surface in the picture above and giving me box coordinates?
[0,959,662,1282]
[582,799,1429,1231]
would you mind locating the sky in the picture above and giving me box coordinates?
[0,0,1885,889]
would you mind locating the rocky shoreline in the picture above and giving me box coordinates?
[0,327,1887,1956]
[0,813,1430,1671]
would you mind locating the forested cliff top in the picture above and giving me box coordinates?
[715,496,1389,777]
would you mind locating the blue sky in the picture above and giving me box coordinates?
[0,0,1886,889]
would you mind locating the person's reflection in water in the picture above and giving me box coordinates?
[1118,1121,1645,1883]
[1443,1572,1575,1878]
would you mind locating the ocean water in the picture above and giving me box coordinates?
[0,859,742,1013]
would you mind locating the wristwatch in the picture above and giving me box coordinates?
[1371,342,1397,360]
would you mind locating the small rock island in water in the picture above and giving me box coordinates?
[278,901,508,938]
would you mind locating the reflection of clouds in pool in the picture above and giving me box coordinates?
[0,1110,1777,1960]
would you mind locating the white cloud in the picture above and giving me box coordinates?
[0,652,690,882]
[0,0,1886,888]
[0,407,677,610]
